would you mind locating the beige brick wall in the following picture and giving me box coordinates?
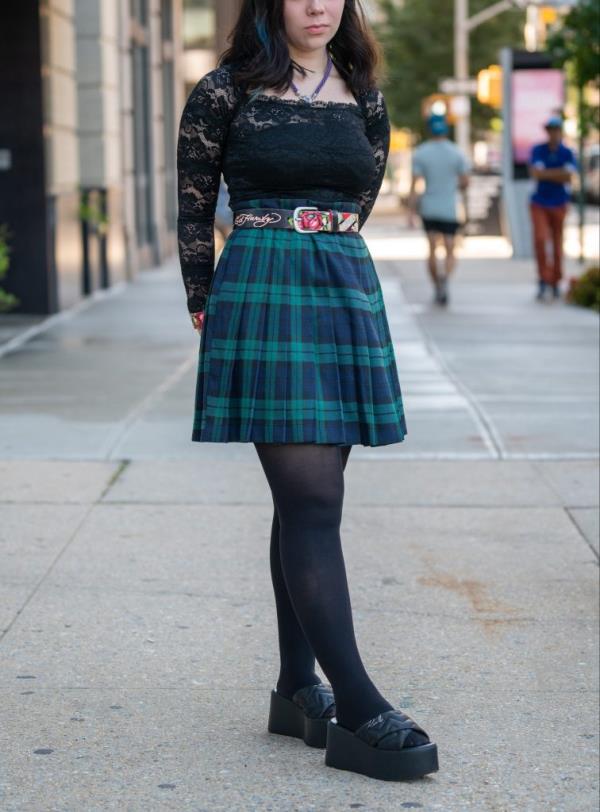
[75,0,122,187]
[40,0,79,193]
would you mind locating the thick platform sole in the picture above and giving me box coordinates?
[267,689,329,748]
[325,719,439,781]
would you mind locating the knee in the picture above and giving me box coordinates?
[279,483,344,530]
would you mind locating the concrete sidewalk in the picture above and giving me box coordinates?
[0,221,598,811]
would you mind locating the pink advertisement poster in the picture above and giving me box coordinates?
[511,69,564,163]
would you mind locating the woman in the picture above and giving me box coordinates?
[177,0,438,781]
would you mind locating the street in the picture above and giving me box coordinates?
[0,215,598,811]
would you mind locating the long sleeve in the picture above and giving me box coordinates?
[357,88,391,230]
[177,68,237,315]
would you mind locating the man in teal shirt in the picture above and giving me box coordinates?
[409,114,470,305]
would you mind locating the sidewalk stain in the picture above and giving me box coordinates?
[415,552,524,636]
[418,571,514,614]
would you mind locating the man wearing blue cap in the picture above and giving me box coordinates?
[528,115,577,301]
[408,114,471,305]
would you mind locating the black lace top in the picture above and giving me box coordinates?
[177,63,391,315]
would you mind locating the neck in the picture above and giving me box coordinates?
[288,44,329,77]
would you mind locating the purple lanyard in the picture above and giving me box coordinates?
[290,54,333,103]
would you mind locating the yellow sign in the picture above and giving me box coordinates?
[390,129,411,152]
[540,7,558,24]
[477,65,502,109]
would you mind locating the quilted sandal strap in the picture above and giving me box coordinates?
[292,683,336,719]
[354,709,430,750]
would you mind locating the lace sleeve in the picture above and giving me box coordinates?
[177,67,238,314]
[357,88,391,230]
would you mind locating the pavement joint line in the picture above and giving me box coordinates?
[475,395,599,403]
[100,349,198,460]
[0,501,97,645]
[0,281,128,359]
[391,276,502,459]
[532,457,599,499]
[564,507,600,563]
[86,500,595,510]
[345,452,600,460]
[0,453,596,467]
[1,687,596,694]
[501,452,600,460]
[415,331,504,460]
[0,499,106,505]
[98,459,131,500]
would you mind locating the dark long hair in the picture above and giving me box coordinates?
[218,0,385,98]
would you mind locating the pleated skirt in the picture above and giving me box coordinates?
[192,197,407,446]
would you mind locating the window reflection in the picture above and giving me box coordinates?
[183,0,216,93]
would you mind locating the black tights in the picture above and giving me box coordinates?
[255,442,394,732]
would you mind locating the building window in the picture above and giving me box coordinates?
[183,0,216,50]
[182,0,216,93]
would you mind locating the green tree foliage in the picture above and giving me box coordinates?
[546,0,600,136]
[375,0,525,134]
[566,266,600,313]
[0,223,19,312]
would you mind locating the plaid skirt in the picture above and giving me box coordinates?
[192,197,407,446]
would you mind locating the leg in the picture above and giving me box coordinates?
[256,442,395,732]
[269,444,352,697]
[426,231,439,285]
[427,231,446,304]
[436,233,456,306]
[548,204,567,287]
[442,233,456,278]
[530,203,551,287]
[269,495,320,698]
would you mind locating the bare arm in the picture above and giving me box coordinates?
[408,174,421,212]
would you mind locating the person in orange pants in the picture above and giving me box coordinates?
[528,115,577,301]
[530,201,567,293]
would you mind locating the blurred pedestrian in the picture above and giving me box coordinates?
[528,115,577,301]
[176,0,437,783]
[408,114,470,306]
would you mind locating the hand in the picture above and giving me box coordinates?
[190,311,205,333]
[407,210,418,229]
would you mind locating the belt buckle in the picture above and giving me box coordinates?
[292,205,322,233]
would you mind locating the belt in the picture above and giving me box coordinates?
[232,206,360,233]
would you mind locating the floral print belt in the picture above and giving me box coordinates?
[232,206,360,233]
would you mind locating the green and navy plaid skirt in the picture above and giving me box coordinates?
[192,197,407,446]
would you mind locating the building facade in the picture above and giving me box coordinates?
[0,0,242,316]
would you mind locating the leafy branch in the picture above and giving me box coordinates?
[546,0,600,138]
[79,190,109,237]
[0,223,19,313]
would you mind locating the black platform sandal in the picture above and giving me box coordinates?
[267,683,336,748]
[325,709,439,781]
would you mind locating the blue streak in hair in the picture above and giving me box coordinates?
[255,15,271,59]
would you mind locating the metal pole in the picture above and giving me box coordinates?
[454,0,471,157]
[453,0,515,158]
[577,83,586,264]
